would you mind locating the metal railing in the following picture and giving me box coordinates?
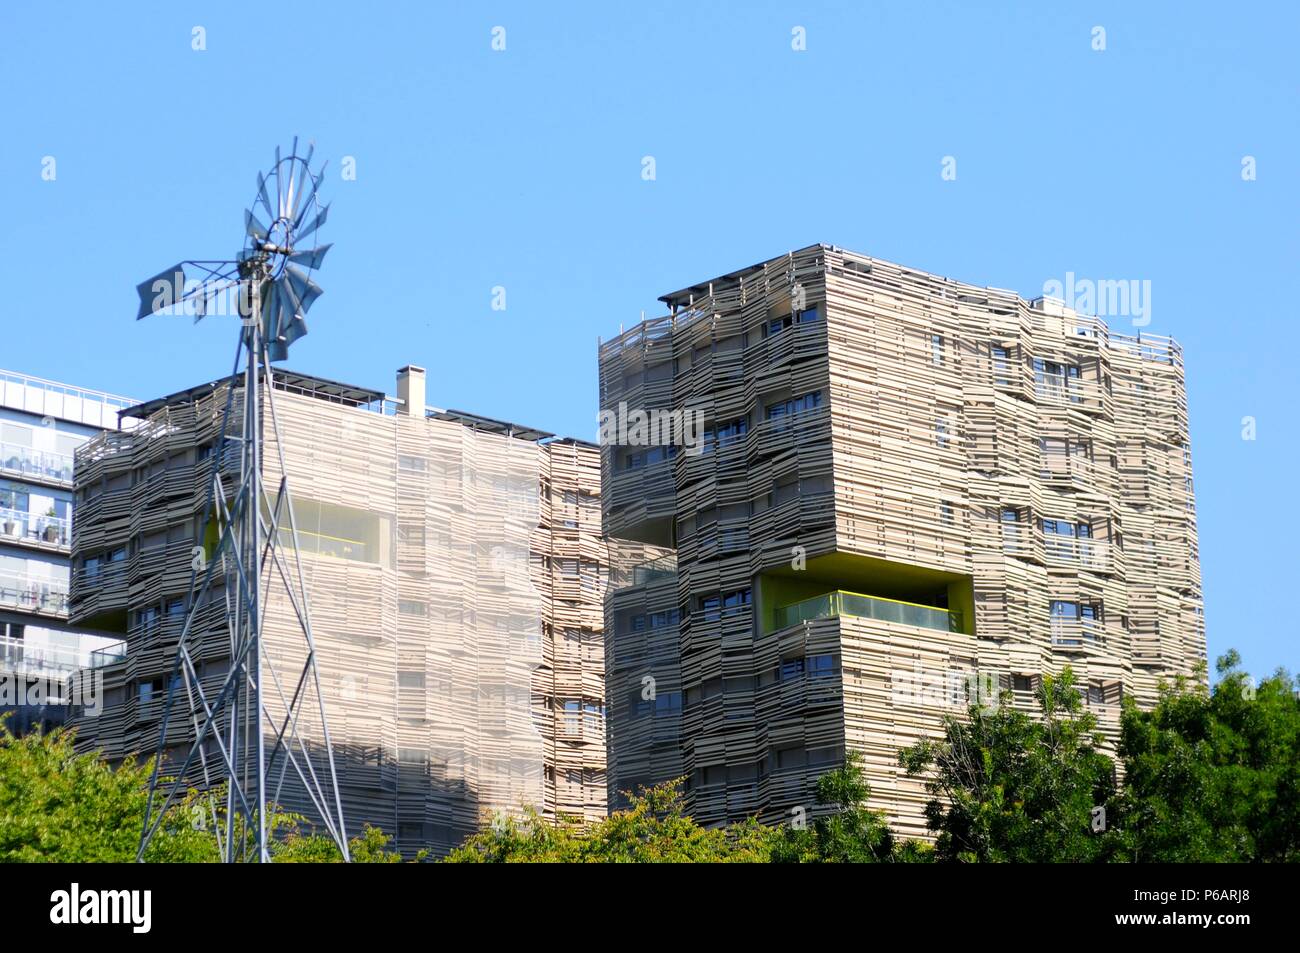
[0,368,135,418]
[1050,617,1105,647]
[774,590,961,634]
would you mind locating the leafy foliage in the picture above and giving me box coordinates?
[1118,652,1300,862]
[898,667,1123,862]
[0,717,409,862]
[446,779,774,863]
[5,649,1295,863]
[768,752,900,862]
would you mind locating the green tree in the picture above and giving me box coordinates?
[446,779,776,863]
[769,752,900,862]
[898,668,1122,862]
[0,718,407,862]
[1118,651,1299,862]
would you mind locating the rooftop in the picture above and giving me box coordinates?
[0,368,137,430]
[121,368,582,445]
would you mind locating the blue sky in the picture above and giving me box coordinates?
[1,2,1295,676]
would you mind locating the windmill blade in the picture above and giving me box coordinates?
[288,244,331,271]
[259,281,281,340]
[294,204,329,244]
[284,160,300,223]
[274,145,283,218]
[282,265,323,314]
[135,264,186,320]
[256,172,274,219]
[245,209,269,242]
[283,313,309,349]
[278,269,323,322]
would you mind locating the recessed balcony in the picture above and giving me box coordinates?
[773,589,963,634]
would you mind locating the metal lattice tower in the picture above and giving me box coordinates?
[132,139,349,862]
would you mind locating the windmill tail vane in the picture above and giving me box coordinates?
[132,139,349,863]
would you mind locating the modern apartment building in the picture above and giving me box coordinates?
[0,369,131,732]
[68,366,606,855]
[599,245,1204,836]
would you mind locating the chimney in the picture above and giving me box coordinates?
[396,365,426,417]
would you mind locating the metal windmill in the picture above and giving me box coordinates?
[133,139,349,862]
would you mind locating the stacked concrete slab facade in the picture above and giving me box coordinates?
[69,368,606,856]
[599,244,1204,837]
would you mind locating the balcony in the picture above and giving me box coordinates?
[0,441,75,486]
[613,554,677,592]
[0,507,71,550]
[774,590,961,634]
[0,633,125,679]
[1051,617,1105,647]
[1043,534,1110,571]
[0,572,69,616]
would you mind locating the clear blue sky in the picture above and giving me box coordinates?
[1,2,1295,677]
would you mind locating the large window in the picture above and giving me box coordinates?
[766,390,823,429]
[765,305,820,337]
[1050,600,1103,645]
[1042,519,1091,538]
[1034,358,1082,402]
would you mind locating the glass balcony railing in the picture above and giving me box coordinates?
[0,441,75,484]
[88,641,128,668]
[0,572,70,615]
[629,555,677,587]
[0,507,71,547]
[0,633,123,678]
[774,590,962,634]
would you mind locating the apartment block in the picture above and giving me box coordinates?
[0,369,131,733]
[599,245,1204,835]
[68,366,606,855]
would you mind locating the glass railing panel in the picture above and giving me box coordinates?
[776,590,958,634]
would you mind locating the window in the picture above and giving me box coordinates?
[716,417,748,448]
[779,657,805,681]
[992,345,1012,386]
[1050,600,1103,644]
[931,334,945,366]
[807,654,837,680]
[765,305,820,337]
[940,502,955,526]
[935,418,950,449]
[765,391,823,431]
[1042,519,1088,537]
[1034,358,1082,402]
[722,588,752,617]
[654,692,681,716]
[397,671,425,689]
[700,595,721,622]
[563,700,581,734]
